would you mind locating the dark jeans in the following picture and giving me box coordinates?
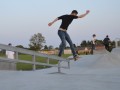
[58,30,76,57]
[91,44,95,54]
[92,44,95,50]
[104,44,110,52]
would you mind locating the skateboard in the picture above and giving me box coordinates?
[67,56,80,61]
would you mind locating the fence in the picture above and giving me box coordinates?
[0,44,70,73]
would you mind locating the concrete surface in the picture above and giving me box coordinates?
[0,48,120,90]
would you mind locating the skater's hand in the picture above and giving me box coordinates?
[48,22,53,26]
[86,10,90,14]
[78,10,90,18]
[48,18,59,26]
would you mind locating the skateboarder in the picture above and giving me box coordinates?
[48,10,90,60]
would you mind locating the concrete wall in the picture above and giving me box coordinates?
[64,49,72,54]
[40,50,59,55]
[40,49,72,55]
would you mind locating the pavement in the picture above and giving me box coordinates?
[0,48,120,90]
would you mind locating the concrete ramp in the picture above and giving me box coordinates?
[0,48,120,90]
[90,53,120,68]
[112,48,120,54]
[94,49,109,55]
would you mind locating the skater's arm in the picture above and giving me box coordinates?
[48,18,59,26]
[78,10,90,18]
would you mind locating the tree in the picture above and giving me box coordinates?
[65,46,70,49]
[44,45,48,50]
[55,47,59,50]
[96,40,103,45]
[111,41,115,48]
[16,45,24,48]
[48,45,54,50]
[87,40,92,46]
[29,33,45,51]
[81,40,87,47]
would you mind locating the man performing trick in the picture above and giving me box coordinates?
[48,10,90,61]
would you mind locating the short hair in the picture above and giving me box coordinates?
[106,35,109,38]
[8,43,12,46]
[93,34,96,37]
[71,10,78,14]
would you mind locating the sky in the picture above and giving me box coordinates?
[0,0,120,48]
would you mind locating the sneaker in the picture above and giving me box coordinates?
[74,55,80,61]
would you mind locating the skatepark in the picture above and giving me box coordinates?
[0,47,120,90]
[0,0,120,90]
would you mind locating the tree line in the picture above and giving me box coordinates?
[15,33,115,51]
[80,40,115,47]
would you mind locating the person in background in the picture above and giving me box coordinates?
[6,43,15,59]
[103,35,111,52]
[91,34,96,54]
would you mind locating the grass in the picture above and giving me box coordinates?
[0,53,72,71]
[18,54,72,71]
[17,54,58,70]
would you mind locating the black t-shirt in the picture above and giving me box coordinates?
[58,15,78,30]
[103,37,110,45]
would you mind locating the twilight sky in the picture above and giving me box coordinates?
[0,0,120,48]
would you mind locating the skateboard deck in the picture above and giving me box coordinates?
[67,56,80,61]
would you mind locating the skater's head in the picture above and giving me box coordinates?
[8,43,12,46]
[71,10,78,16]
[93,34,96,38]
[106,35,109,38]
